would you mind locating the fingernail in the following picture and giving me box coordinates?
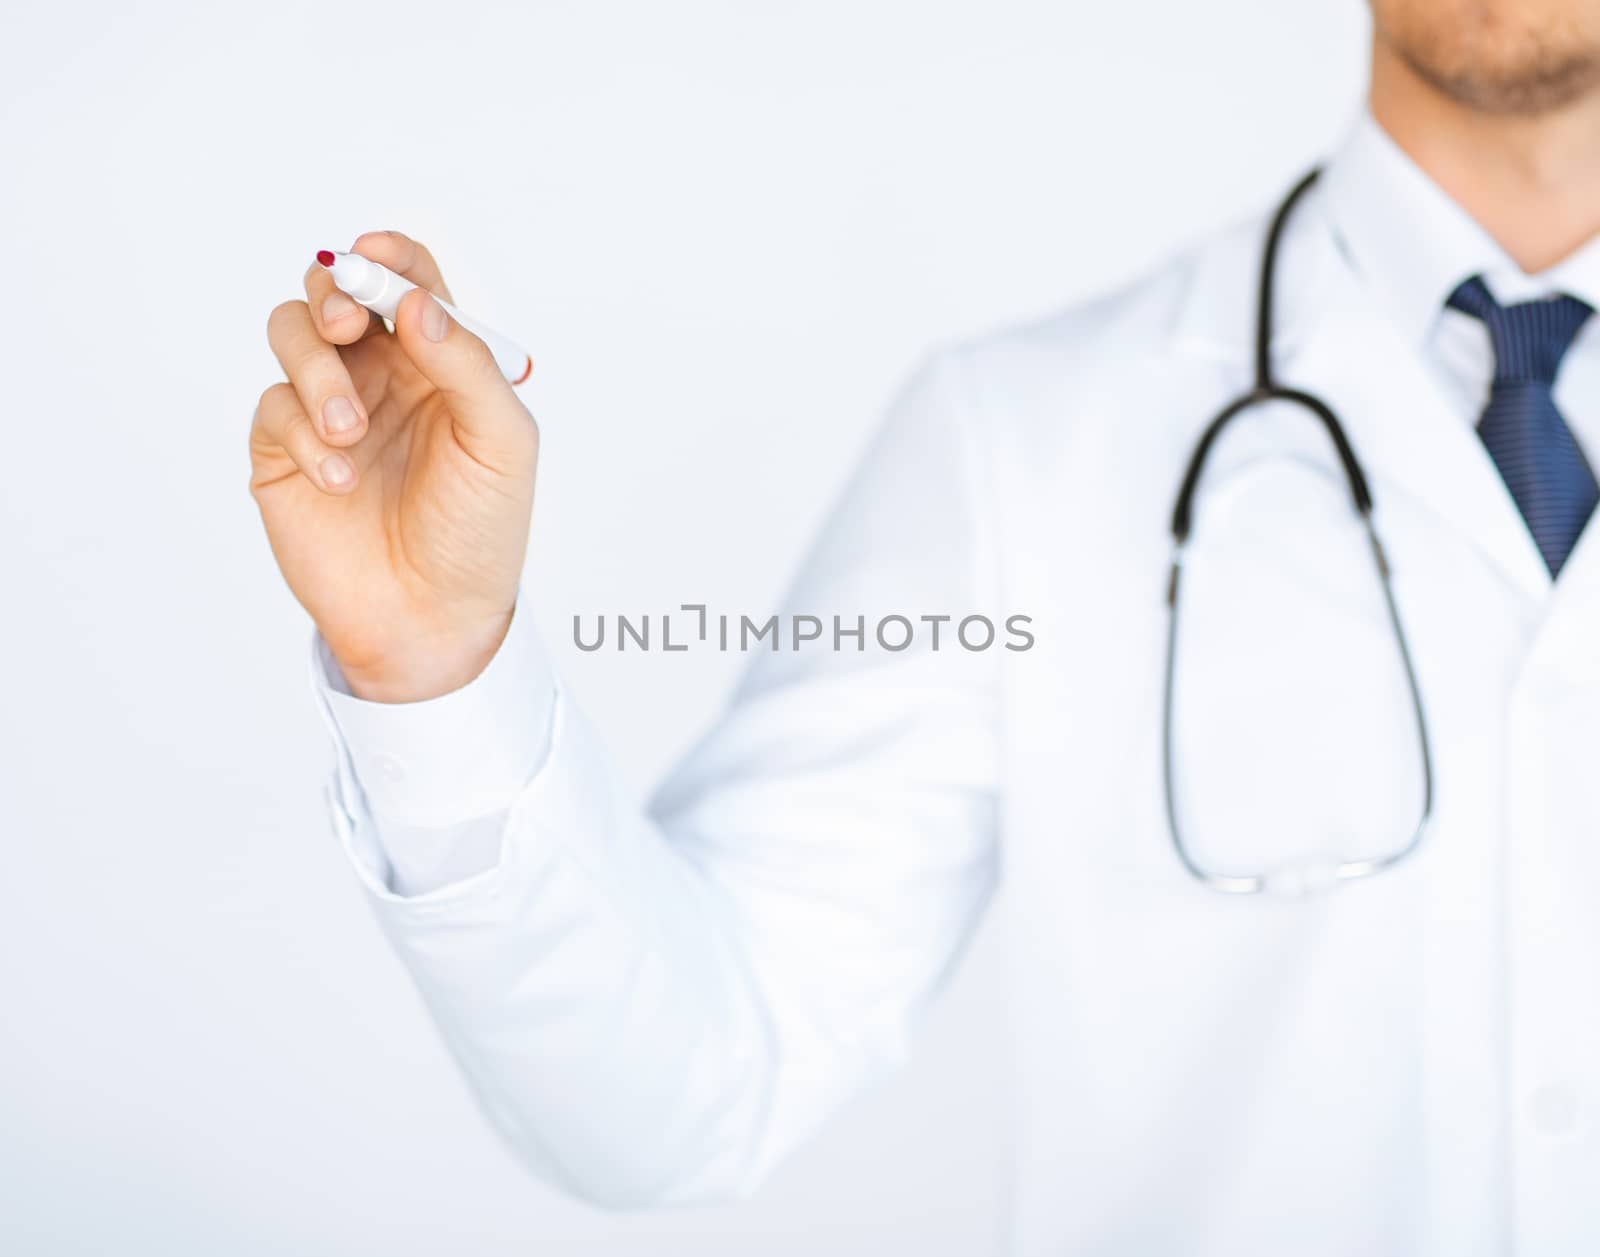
[420,296,448,342]
[320,454,354,489]
[323,395,360,434]
[322,292,359,324]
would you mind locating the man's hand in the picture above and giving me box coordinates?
[251,231,538,703]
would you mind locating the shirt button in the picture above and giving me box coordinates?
[1527,1083,1581,1137]
[370,753,407,785]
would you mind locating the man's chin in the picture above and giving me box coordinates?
[1377,11,1600,118]
[1402,49,1600,115]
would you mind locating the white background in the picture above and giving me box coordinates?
[0,2,1367,1251]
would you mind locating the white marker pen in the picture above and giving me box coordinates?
[316,250,533,386]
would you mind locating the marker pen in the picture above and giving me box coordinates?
[315,250,533,386]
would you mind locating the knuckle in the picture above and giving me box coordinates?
[267,299,307,339]
[290,337,335,378]
[279,402,315,445]
[252,384,307,445]
[253,381,294,423]
[457,336,504,388]
[391,230,423,268]
[459,327,496,370]
[357,228,419,270]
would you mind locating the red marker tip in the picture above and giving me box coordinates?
[315,250,336,267]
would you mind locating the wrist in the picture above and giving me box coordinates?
[336,609,515,704]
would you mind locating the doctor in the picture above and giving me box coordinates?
[252,1,1600,1252]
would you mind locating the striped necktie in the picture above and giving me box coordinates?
[1447,275,1597,577]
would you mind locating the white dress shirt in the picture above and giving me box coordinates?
[1320,113,1600,459]
[311,110,1600,1255]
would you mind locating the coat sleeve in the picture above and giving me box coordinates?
[314,350,1002,1207]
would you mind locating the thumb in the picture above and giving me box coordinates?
[393,286,534,460]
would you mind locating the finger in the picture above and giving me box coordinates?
[303,261,372,345]
[250,383,363,495]
[392,287,536,464]
[266,299,369,448]
[350,230,454,302]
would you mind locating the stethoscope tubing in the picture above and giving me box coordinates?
[1160,168,1435,895]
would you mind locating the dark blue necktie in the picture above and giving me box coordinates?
[1447,275,1597,577]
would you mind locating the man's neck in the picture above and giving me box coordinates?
[1371,38,1600,273]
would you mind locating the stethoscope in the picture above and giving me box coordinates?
[1161,168,1435,895]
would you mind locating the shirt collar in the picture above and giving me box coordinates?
[1320,109,1600,335]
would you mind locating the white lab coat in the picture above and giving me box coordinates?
[317,158,1600,1254]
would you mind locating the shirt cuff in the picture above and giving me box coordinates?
[313,603,557,829]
